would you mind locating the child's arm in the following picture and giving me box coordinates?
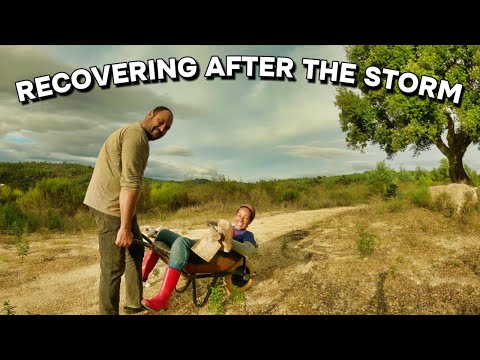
[231,240,256,257]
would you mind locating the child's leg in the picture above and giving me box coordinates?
[142,229,182,283]
[168,236,197,271]
[155,229,183,248]
[142,236,196,312]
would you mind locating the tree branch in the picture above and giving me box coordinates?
[434,136,450,157]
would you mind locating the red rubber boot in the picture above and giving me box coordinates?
[142,267,182,311]
[141,248,160,282]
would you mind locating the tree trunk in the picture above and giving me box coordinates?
[447,152,472,185]
[435,117,473,186]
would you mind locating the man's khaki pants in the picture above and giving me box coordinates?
[89,207,144,315]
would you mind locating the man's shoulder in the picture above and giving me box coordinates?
[109,122,139,135]
[122,122,143,132]
[118,123,147,139]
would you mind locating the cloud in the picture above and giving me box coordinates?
[345,160,377,172]
[4,44,475,183]
[152,146,193,157]
[0,45,203,122]
[144,158,220,180]
[277,145,353,159]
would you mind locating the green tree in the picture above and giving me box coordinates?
[335,45,480,185]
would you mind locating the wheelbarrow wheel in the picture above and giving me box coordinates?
[224,259,255,293]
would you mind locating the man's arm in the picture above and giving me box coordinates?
[115,187,141,247]
[116,126,148,247]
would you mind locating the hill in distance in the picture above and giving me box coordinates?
[0,161,212,191]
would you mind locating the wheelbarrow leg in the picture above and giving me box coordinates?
[175,276,192,293]
[192,275,221,308]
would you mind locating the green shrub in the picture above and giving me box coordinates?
[407,186,431,209]
[17,178,84,216]
[365,161,399,198]
[0,185,23,205]
[150,182,195,211]
[0,203,27,231]
[357,227,376,257]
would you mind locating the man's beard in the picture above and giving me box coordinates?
[143,127,154,140]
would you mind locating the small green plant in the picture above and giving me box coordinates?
[326,289,336,302]
[230,286,246,303]
[13,221,30,259]
[357,227,376,257]
[389,265,398,277]
[325,289,336,308]
[2,300,16,315]
[208,284,227,314]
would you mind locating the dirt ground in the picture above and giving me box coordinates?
[1,204,480,315]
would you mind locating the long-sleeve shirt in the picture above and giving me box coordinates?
[83,122,149,216]
[231,226,257,257]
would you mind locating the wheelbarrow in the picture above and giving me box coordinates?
[134,233,257,308]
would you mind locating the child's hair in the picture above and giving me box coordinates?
[237,204,256,222]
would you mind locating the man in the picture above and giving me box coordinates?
[84,106,174,315]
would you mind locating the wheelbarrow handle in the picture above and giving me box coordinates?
[132,234,170,264]
[132,234,153,248]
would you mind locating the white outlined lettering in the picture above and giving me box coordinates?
[363,66,464,105]
[204,56,295,80]
[15,57,200,104]
[51,73,71,94]
[14,56,464,106]
[302,59,358,85]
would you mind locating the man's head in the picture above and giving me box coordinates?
[141,106,173,141]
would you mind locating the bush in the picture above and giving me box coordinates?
[0,203,27,231]
[407,186,431,209]
[150,182,195,211]
[0,185,23,205]
[365,161,399,198]
[17,178,84,216]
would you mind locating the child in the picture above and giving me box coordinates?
[141,204,257,312]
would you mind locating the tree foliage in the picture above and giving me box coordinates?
[335,45,480,185]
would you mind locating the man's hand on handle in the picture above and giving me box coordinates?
[115,227,133,247]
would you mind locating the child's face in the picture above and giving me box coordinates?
[234,207,251,230]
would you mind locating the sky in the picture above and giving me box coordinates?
[1,45,480,182]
